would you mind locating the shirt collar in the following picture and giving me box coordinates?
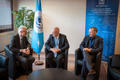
[19,35,22,40]
[89,36,95,40]
[53,34,59,39]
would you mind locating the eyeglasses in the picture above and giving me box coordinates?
[20,30,27,33]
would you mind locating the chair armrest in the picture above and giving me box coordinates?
[108,56,112,67]
[64,49,68,62]
[64,49,69,70]
[96,52,102,59]
[96,52,102,66]
[0,55,8,68]
[45,48,50,57]
[4,45,14,57]
[64,49,68,56]
[4,45,16,68]
[75,48,83,60]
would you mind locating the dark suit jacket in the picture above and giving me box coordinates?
[45,33,69,54]
[80,35,103,54]
[9,34,33,55]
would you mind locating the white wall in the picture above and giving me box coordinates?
[16,0,86,54]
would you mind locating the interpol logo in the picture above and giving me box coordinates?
[34,11,43,33]
[99,0,105,5]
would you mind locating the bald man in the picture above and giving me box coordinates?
[45,27,69,68]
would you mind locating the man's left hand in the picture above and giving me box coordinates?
[83,48,91,53]
[55,49,61,53]
[25,48,30,55]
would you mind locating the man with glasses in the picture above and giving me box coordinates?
[9,25,35,75]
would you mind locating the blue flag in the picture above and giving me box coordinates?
[32,0,44,54]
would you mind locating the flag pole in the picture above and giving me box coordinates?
[35,53,44,65]
[33,0,44,65]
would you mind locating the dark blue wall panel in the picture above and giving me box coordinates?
[85,0,119,61]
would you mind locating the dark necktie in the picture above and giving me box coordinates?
[20,38,24,49]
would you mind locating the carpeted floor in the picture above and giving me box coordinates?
[16,53,107,80]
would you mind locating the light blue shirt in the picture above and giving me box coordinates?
[54,36,59,57]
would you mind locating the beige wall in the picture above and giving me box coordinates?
[0,0,120,54]
[0,31,15,51]
[115,2,120,54]
[0,0,17,51]
[16,0,86,54]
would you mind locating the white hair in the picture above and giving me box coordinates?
[18,25,27,33]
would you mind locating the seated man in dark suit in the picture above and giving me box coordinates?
[9,25,35,75]
[80,27,103,80]
[45,27,69,68]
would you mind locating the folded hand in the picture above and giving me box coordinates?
[83,48,91,53]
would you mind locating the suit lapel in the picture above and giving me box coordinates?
[51,35,55,47]
[86,36,89,47]
[93,36,97,48]
[58,34,61,48]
